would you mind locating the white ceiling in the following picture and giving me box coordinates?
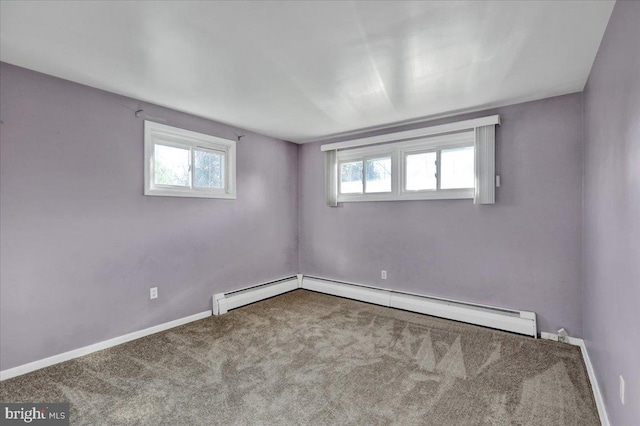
[0,1,614,143]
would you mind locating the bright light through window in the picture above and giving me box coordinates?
[340,161,364,194]
[365,157,392,193]
[154,144,190,187]
[406,152,437,191]
[194,149,224,189]
[441,146,474,189]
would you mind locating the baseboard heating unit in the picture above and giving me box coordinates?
[212,275,536,337]
[213,276,301,315]
[300,276,537,337]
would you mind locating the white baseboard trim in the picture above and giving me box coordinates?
[213,276,299,315]
[0,310,211,382]
[569,337,610,426]
[300,275,537,337]
[539,334,609,426]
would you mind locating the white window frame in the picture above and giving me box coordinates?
[337,131,475,202]
[144,121,236,199]
[337,145,397,201]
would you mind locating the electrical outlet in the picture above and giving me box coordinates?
[150,287,158,300]
[620,375,625,405]
[381,270,387,280]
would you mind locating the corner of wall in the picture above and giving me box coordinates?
[578,89,586,340]
[296,142,303,274]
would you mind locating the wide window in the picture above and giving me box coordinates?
[144,121,236,199]
[323,115,498,205]
[336,131,475,202]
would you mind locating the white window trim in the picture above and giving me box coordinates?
[336,131,475,203]
[144,121,236,199]
[338,150,397,198]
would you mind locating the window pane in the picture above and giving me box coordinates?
[441,146,474,189]
[154,144,190,186]
[340,161,363,194]
[365,157,392,193]
[194,149,224,189]
[406,152,437,190]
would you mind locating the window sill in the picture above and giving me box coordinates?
[337,188,473,202]
[145,188,236,199]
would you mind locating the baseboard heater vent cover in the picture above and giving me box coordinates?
[213,275,301,315]
[301,276,537,337]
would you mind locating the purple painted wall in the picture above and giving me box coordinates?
[583,1,640,424]
[299,93,584,336]
[0,63,299,371]
[2,12,636,421]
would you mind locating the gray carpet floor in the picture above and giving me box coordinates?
[1,290,600,425]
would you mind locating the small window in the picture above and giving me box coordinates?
[144,121,236,199]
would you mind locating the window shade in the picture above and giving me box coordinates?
[474,125,496,205]
[325,149,338,207]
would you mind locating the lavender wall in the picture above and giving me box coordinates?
[299,93,584,335]
[583,1,640,424]
[0,63,299,371]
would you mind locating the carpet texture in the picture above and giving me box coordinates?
[1,290,599,425]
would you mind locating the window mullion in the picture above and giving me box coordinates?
[223,148,228,194]
[190,147,195,189]
[361,159,366,194]
[436,150,441,190]
[394,150,401,195]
